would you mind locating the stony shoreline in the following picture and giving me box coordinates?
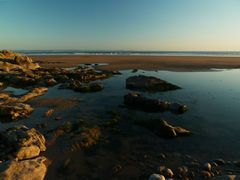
[0,50,240,179]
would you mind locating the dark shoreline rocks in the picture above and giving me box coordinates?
[124,92,187,114]
[126,75,180,92]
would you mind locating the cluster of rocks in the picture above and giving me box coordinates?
[59,79,104,93]
[0,50,40,72]
[126,75,180,92]
[0,126,48,180]
[124,92,187,114]
[0,87,48,121]
[0,50,114,91]
[148,159,240,180]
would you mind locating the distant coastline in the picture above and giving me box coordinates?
[15,50,240,57]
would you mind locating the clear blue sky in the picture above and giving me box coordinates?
[1,0,240,51]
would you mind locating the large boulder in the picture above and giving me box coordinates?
[124,92,187,114]
[0,156,47,180]
[126,75,180,92]
[0,126,48,180]
[0,126,46,160]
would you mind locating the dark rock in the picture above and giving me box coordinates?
[126,75,180,92]
[124,92,187,114]
[135,119,191,138]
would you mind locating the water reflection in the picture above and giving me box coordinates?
[2,69,240,160]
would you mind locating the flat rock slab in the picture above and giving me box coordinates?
[126,75,180,92]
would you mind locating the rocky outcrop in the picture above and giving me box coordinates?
[0,50,40,72]
[0,87,48,121]
[126,75,180,92]
[135,119,191,138]
[0,126,48,180]
[124,92,187,114]
[0,156,47,180]
[0,126,46,160]
[60,79,104,92]
[0,103,33,121]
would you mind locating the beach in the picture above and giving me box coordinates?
[32,55,240,71]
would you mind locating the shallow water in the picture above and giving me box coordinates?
[2,69,240,162]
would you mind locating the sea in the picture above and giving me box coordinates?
[15,50,240,57]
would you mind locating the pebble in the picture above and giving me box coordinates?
[162,168,174,178]
[148,174,165,180]
[204,162,212,171]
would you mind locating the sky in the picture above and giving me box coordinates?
[0,0,240,51]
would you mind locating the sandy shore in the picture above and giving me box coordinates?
[31,55,240,71]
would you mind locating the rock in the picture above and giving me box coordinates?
[177,166,188,176]
[213,159,226,165]
[201,170,212,178]
[124,92,187,114]
[203,162,212,171]
[44,109,54,117]
[126,75,180,92]
[61,79,104,93]
[15,145,40,160]
[0,156,47,180]
[0,103,34,121]
[135,119,191,138]
[0,126,46,160]
[45,78,57,86]
[149,173,165,180]
[18,87,48,103]
[213,175,240,180]
[161,168,174,178]
[0,50,40,72]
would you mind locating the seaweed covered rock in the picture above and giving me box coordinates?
[126,75,180,92]
[0,50,40,72]
[0,126,46,160]
[0,156,47,180]
[135,119,191,138]
[124,92,187,114]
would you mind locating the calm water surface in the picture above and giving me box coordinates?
[2,69,240,161]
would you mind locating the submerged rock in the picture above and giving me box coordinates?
[0,156,47,180]
[124,92,187,114]
[126,75,180,92]
[135,119,191,138]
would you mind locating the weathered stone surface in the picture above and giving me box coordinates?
[124,92,187,114]
[18,87,48,103]
[0,156,47,180]
[0,50,40,72]
[126,75,180,92]
[0,103,33,121]
[0,126,46,160]
[135,119,191,138]
[0,87,47,121]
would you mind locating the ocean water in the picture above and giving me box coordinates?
[2,69,240,161]
[15,50,240,57]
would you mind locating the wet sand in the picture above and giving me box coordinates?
[32,55,240,71]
